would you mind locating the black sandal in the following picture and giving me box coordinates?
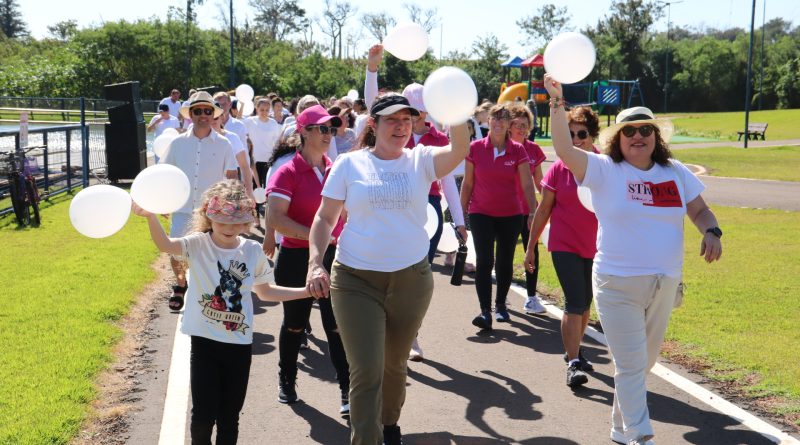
[169,285,187,311]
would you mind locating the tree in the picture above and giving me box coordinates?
[47,20,78,41]
[250,0,307,41]
[318,0,356,59]
[775,57,800,109]
[516,4,571,51]
[362,11,395,42]
[468,34,508,101]
[0,0,28,38]
[403,3,438,33]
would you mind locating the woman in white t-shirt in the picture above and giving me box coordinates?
[305,94,469,445]
[543,75,722,445]
[210,110,254,200]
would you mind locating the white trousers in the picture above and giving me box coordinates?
[594,272,680,442]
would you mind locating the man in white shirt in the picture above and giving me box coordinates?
[213,92,248,152]
[147,104,180,137]
[159,88,183,119]
[160,91,238,311]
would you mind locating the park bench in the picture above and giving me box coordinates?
[737,123,768,141]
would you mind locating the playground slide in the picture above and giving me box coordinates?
[497,83,528,104]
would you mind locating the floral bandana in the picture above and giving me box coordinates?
[205,195,255,224]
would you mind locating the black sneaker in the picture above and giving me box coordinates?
[339,389,349,417]
[278,372,298,404]
[471,310,493,330]
[562,349,594,372]
[566,362,588,387]
[383,424,402,445]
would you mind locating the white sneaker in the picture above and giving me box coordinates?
[524,295,547,314]
[611,429,654,445]
[408,338,424,362]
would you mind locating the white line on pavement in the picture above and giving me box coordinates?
[508,284,799,445]
[158,313,190,445]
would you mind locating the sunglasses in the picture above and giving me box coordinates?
[620,124,654,138]
[191,107,215,116]
[570,130,589,139]
[307,125,338,136]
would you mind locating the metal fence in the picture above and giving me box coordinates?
[0,96,161,121]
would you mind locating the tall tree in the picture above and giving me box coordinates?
[469,34,508,101]
[403,3,438,33]
[319,0,356,59]
[250,0,306,41]
[47,20,78,41]
[362,11,395,42]
[516,4,571,51]
[0,0,28,38]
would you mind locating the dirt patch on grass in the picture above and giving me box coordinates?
[662,340,800,434]
[71,256,172,445]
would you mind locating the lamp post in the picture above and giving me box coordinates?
[229,0,235,87]
[744,0,757,148]
[661,1,683,114]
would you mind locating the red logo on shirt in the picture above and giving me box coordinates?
[627,180,682,207]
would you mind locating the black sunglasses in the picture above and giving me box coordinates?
[620,124,654,138]
[570,130,589,139]
[307,125,338,136]
[191,107,214,116]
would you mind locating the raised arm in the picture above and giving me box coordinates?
[132,203,183,256]
[432,123,469,179]
[306,196,345,298]
[364,44,382,108]
[544,74,589,182]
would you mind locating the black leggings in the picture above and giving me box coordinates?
[469,213,523,311]
[190,336,252,445]
[551,251,594,314]
[274,245,349,391]
[520,214,540,297]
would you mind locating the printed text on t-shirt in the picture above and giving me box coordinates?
[368,172,411,209]
[627,180,682,207]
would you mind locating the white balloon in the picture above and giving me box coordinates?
[153,133,177,159]
[235,84,255,102]
[241,100,255,117]
[347,89,359,101]
[70,185,132,238]
[577,186,595,213]
[424,203,439,239]
[540,223,550,248]
[162,127,179,137]
[465,230,477,264]
[383,22,429,61]
[423,67,478,126]
[252,187,267,204]
[130,164,191,214]
[438,224,460,253]
[544,32,596,84]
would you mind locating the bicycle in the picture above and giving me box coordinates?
[1,146,43,226]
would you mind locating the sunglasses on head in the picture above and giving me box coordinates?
[307,125,338,136]
[191,107,214,116]
[570,130,589,139]
[620,124,654,138]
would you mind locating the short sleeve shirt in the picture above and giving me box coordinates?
[245,116,282,163]
[149,114,180,138]
[541,159,598,259]
[405,123,450,197]
[466,136,530,217]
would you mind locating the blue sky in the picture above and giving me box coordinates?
[21,0,800,58]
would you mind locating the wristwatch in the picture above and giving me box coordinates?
[705,227,723,238]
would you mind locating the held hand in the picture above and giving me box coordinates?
[262,236,276,258]
[456,225,468,243]
[131,202,153,218]
[367,44,384,72]
[543,74,563,98]
[524,249,537,272]
[700,233,722,263]
[306,263,331,300]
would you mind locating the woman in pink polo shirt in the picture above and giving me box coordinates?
[461,103,537,330]
[507,102,548,316]
[525,106,599,388]
[265,105,350,416]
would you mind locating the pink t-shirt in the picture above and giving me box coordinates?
[518,140,547,214]
[466,136,530,217]
[541,159,598,259]
[406,123,450,197]
[266,152,344,249]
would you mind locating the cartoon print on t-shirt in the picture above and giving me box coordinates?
[199,260,250,333]
[627,180,682,207]
[367,172,411,209]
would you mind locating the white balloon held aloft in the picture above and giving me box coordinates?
[424,203,439,239]
[423,67,478,126]
[346,89,359,101]
[438,224,460,253]
[544,32,596,84]
[153,133,177,159]
[235,84,255,102]
[577,186,595,213]
[70,185,132,238]
[241,100,255,117]
[130,164,191,214]
[252,187,267,204]
[540,223,550,248]
[383,22,429,61]
[162,127,179,137]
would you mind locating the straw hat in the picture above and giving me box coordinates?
[598,106,674,150]
[179,91,224,119]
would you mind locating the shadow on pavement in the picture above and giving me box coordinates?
[251,331,275,355]
[404,431,580,444]
[408,359,542,443]
[288,401,350,444]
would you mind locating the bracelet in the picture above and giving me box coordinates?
[548,97,565,108]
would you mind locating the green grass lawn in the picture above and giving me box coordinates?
[673,145,800,182]
[514,205,800,420]
[0,193,160,444]
[668,109,800,141]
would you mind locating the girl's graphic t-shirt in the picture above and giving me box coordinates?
[179,232,272,344]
